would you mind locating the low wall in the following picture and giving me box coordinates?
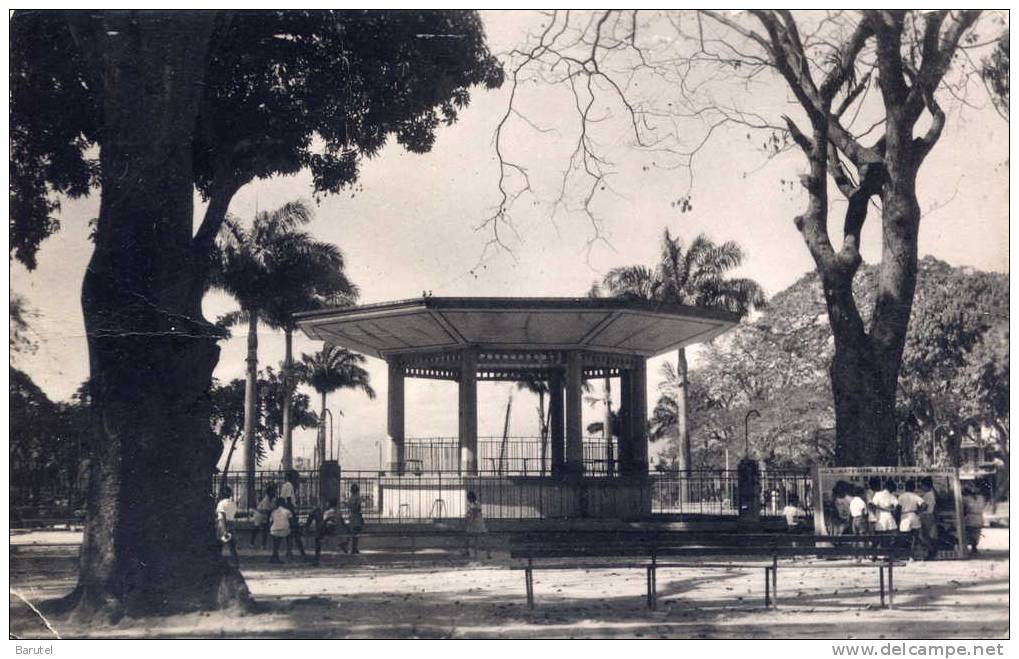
[375,476,652,521]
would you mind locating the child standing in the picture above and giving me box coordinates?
[280,471,307,560]
[830,482,853,536]
[897,480,925,532]
[269,497,293,563]
[897,480,926,559]
[463,491,490,558]
[310,498,349,565]
[864,477,881,529]
[250,483,276,549]
[963,484,987,555]
[216,486,240,565]
[848,486,870,562]
[782,493,807,531]
[849,486,870,535]
[871,479,899,533]
[348,483,365,555]
[919,477,939,557]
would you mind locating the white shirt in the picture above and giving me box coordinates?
[782,505,805,527]
[216,498,237,522]
[270,507,293,534]
[898,491,924,514]
[864,489,878,522]
[871,490,898,531]
[849,496,868,518]
[871,489,897,511]
[280,482,296,501]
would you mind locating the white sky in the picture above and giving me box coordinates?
[9,10,1009,471]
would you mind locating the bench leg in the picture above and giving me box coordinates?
[879,565,885,608]
[764,567,771,608]
[646,566,657,610]
[525,567,534,609]
[771,564,778,608]
[887,562,894,609]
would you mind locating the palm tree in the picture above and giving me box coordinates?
[300,345,376,466]
[262,270,357,473]
[212,200,354,506]
[603,229,765,478]
[516,377,551,476]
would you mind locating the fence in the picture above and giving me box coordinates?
[405,436,617,476]
[11,465,811,528]
[212,467,813,524]
[649,469,814,516]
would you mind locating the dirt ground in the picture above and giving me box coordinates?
[9,528,1008,639]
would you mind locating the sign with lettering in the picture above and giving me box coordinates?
[811,466,967,558]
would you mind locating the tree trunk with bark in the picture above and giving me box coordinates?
[69,12,249,622]
[243,312,259,508]
[741,9,980,468]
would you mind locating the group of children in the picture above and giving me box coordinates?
[216,481,490,564]
[216,472,366,565]
[780,476,988,557]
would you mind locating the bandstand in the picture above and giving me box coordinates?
[295,297,737,520]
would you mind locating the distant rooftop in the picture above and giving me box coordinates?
[295,296,738,359]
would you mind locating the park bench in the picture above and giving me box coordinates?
[509,531,912,611]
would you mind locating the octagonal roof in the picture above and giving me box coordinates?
[295,297,738,360]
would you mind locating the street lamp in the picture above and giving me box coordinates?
[744,409,761,457]
[320,408,334,464]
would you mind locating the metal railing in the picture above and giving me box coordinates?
[405,436,616,475]
[212,467,813,524]
[11,465,813,528]
[649,469,814,516]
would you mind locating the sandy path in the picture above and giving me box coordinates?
[9,529,1008,639]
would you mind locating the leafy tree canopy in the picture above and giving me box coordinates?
[10,10,503,268]
[652,256,1008,469]
[212,199,357,329]
[209,366,317,466]
[10,369,90,502]
[299,345,376,400]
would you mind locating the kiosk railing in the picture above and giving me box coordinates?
[210,467,812,524]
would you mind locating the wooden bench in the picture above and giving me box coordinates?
[509,532,911,611]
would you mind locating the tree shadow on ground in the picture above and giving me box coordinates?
[9,545,1010,640]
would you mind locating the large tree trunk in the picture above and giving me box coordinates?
[821,186,919,467]
[243,312,259,508]
[70,12,249,622]
[829,330,899,466]
[281,329,294,470]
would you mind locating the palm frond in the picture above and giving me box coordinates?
[213,200,359,332]
[605,228,764,321]
[299,345,376,399]
[515,378,549,395]
[603,265,660,301]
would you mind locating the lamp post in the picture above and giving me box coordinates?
[744,409,761,457]
[738,409,762,529]
[318,408,334,465]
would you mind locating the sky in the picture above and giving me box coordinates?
[9,10,1009,471]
